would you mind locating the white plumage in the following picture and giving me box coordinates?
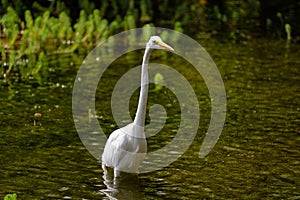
[101,36,174,179]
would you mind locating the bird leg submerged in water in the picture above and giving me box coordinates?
[101,36,174,179]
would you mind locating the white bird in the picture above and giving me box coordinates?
[101,36,174,178]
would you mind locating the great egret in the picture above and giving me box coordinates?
[101,36,174,178]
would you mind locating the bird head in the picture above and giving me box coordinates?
[147,36,174,52]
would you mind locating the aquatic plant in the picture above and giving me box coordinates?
[4,193,17,200]
[140,0,152,23]
[285,24,292,41]
[0,6,124,77]
[154,72,164,91]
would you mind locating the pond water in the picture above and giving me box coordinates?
[0,37,299,199]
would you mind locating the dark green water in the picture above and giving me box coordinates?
[0,38,299,199]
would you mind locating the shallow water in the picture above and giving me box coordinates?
[0,38,299,199]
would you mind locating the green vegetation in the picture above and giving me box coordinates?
[0,0,299,77]
[4,193,17,200]
[0,6,117,76]
[154,72,164,91]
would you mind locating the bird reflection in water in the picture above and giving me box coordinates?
[100,166,143,199]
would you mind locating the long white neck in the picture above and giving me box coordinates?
[133,47,151,127]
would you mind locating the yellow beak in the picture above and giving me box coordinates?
[157,40,174,52]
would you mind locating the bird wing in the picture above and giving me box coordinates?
[102,124,147,173]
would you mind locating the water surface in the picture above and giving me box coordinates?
[0,38,299,199]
